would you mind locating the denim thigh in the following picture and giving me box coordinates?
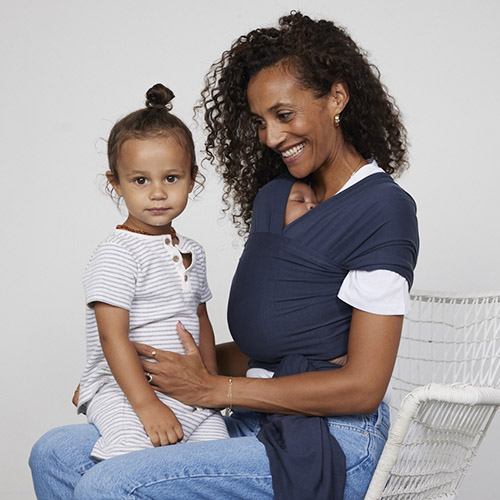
[227,403,389,500]
[33,406,389,500]
[327,402,390,500]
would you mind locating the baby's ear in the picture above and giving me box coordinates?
[106,171,122,197]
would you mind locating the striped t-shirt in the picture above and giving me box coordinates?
[78,229,212,413]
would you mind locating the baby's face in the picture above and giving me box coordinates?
[284,181,318,226]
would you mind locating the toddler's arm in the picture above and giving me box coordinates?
[94,302,184,446]
[197,303,218,375]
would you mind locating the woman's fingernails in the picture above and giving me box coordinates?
[178,321,186,330]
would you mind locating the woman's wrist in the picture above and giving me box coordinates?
[200,374,234,410]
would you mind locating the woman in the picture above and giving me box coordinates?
[30,12,418,500]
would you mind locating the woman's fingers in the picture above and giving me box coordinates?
[133,321,200,361]
[176,321,200,356]
[141,351,179,374]
[133,322,211,406]
[133,342,165,360]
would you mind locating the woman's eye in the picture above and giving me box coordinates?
[134,177,147,185]
[278,111,292,121]
[252,118,266,129]
[166,175,178,183]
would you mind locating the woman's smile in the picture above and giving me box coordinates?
[280,141,306,161]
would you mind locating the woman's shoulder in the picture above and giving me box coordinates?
[350,172,417,219]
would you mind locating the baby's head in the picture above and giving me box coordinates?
[284,181,318,226]
[105,84,201,234]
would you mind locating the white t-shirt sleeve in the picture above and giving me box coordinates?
[338,269,410,315]
[83,243,138,310]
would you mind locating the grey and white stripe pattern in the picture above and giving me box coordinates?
[78,229,228,460]
[87,384,229,460]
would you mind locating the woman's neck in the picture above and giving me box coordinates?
[312,143,365,203]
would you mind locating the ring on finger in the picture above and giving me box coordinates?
[145,372,153,383]
[151,350,157,357]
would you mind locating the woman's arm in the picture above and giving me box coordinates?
[136,310,402,417]
[197,303,218,375]
[94,302,184,445]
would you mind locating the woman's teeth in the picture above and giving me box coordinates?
[281,142,305,159]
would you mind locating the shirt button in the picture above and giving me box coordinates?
[173,255,180,263]
[184,275,188,281]
[165,237,171,245]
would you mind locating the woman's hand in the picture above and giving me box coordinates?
[133,322,220,408]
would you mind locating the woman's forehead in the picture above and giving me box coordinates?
[247,65,310,113]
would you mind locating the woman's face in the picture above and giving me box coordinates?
[247,64,342,180]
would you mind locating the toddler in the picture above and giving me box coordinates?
[77,83,228,460]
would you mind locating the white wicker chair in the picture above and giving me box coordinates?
[364,290,500,500]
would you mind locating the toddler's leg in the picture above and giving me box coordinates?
[186,411,229,442]
[87,384,156,459]
[29,424,99,500]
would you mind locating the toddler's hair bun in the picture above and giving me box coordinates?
[146,83,175,110]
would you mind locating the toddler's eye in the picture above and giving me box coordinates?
[134,177,147,185]
[166,175,178,183]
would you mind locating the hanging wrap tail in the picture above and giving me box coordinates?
[257,355,346,500]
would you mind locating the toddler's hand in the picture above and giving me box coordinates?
[72,384,80,409]
[137,400,184,447]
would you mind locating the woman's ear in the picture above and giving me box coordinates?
[328,81,350,116]
[106,171,122,197]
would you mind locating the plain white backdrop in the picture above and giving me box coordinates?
[1,1,499,498]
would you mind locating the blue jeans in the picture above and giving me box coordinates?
[29,403,389,499]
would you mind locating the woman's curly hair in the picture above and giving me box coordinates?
[199,11,408,235]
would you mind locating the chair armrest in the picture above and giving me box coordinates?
[364,384,500,500]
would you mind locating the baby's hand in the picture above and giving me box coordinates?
[137,400,184,447]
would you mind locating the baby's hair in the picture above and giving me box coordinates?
[106,83,202,200]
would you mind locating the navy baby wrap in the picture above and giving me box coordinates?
[228,171,419,499]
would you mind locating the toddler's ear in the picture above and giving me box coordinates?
[189,165,198,193]
[106,171,122,197]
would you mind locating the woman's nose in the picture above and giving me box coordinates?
[260,122,286,149]
[307,202,317,210]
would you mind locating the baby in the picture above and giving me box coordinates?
[284,181,318,226]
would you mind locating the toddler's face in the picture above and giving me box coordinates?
[108,135,194,235]
[284,181,318,226]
